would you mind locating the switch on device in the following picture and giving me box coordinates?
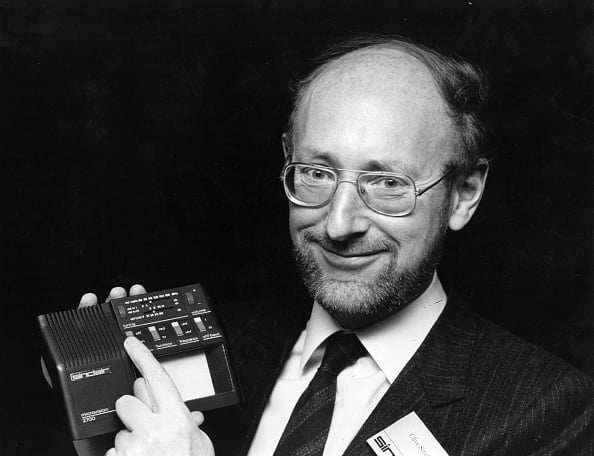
[148,326,160,341]
[171,321,184,337]
[194,317,207,332]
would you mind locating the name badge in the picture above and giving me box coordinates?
[366,412,449,456]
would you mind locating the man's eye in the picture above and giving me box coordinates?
[303,167,333,180]
[371,177,404,188]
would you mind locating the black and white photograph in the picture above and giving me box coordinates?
[1,1,593,455]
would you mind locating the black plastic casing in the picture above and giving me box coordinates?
[38,303,135,440]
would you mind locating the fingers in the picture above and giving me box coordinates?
[124,337,182,410]
[114,429,133,451]
[115,395,152,431]
[79,293,98,308]
[105,448,117,456]
[79,284,148,309]
[106,287,127,302]
[79,288,126,309]
[191,411,205,427]
[129,284,147,296]
[133,377,154,411]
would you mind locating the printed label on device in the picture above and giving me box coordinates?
[366,412,449,456]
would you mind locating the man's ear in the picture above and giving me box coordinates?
[282,133,292,163]
[448,160,489,231]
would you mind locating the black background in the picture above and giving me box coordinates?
[1,0,593,454]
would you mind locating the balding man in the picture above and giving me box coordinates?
[91,37,593,456]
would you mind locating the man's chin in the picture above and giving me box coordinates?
[313,279,386,318]
[313,274,432,329]
[293,238,441,327]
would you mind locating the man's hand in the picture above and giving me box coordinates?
[105,337,215,456]
[78,284,148,309]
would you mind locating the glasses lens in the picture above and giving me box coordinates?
[284,164,336,206]
[359,173,416,216]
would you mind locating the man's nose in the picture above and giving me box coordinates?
[324,180,371,241]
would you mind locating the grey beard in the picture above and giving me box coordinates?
[292,230,447,325]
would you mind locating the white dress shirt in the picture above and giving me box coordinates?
[247,273,447,456]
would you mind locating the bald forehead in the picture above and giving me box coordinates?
[306,48,444,109]
[292,48,453,141]
[312,49,433,88]
[290,48,458,174]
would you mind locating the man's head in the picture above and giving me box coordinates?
[283,37,489,328]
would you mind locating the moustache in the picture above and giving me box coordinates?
[300,231,395,256]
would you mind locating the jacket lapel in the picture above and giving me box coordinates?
[343,300,478,456]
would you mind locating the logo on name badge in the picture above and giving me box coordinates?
[366,412,449,456]
[369,432,399,455]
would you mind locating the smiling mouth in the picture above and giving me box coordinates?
[315,244,389,271]
[324,249,383,258]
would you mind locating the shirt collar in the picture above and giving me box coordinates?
[300,272,447,383]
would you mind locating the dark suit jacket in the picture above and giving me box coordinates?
[203,293,594,455]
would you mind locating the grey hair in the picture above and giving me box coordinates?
[285,36,489,176]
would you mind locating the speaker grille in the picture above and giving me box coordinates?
[45,306,122,369]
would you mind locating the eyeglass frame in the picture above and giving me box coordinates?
[280,161,456,217]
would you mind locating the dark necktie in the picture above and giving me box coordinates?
[272,331,367,456]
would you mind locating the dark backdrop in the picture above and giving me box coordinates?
[1,1,592,454]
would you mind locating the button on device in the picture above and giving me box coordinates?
[148,326,161,341]
[194,317,206,332]
[125,330,134,338]
[186,292,195,305]
[117,305,126,318]
[171,321,184,337]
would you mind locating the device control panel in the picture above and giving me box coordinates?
[110,284,223,357]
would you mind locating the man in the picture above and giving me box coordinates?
[80,37,593,455]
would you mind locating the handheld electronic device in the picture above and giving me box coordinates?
[38,283,239,456]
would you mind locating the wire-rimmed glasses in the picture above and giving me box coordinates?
[281,162,452,217]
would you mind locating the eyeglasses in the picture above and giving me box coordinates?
[281,162,453,217]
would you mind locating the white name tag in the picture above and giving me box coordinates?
[366,412,449,456]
